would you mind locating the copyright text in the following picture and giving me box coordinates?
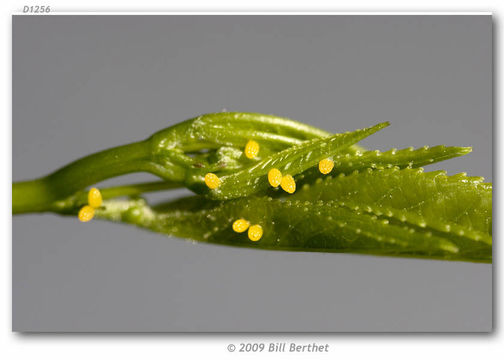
[227,342,330,353]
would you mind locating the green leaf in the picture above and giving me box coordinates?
[197,122,389,200]
[332,145,472,172]
[150,112,337,154]
[295,145,472,187]
[93,168,491,263]
[292,167,492,246]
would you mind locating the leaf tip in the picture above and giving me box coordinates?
[460,146,473,155]
[368,121,390,133]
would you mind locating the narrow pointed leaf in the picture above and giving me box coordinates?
[201,122,389,200]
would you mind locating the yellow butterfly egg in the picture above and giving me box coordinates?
[244,140,260,159]
[280,174,296,194]
[248,224,263,241]
[204,173,221,190]
[88,187,103,208]
[268,168,282,187]
[78,205,95,223]
[318,158,334,175]
[232,218,250,233]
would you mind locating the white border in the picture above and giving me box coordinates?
[1,1,501,359]
[11,12,493,14]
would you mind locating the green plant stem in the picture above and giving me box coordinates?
[99,181,183,199]
[12,140,164,214]
[47,181,183,215]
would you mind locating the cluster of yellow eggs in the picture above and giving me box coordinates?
[78,187,103,222]
[232,218,263,241]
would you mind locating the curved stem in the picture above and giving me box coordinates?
[12,140,168,214]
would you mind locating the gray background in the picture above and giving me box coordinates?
[13,15,492,332]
